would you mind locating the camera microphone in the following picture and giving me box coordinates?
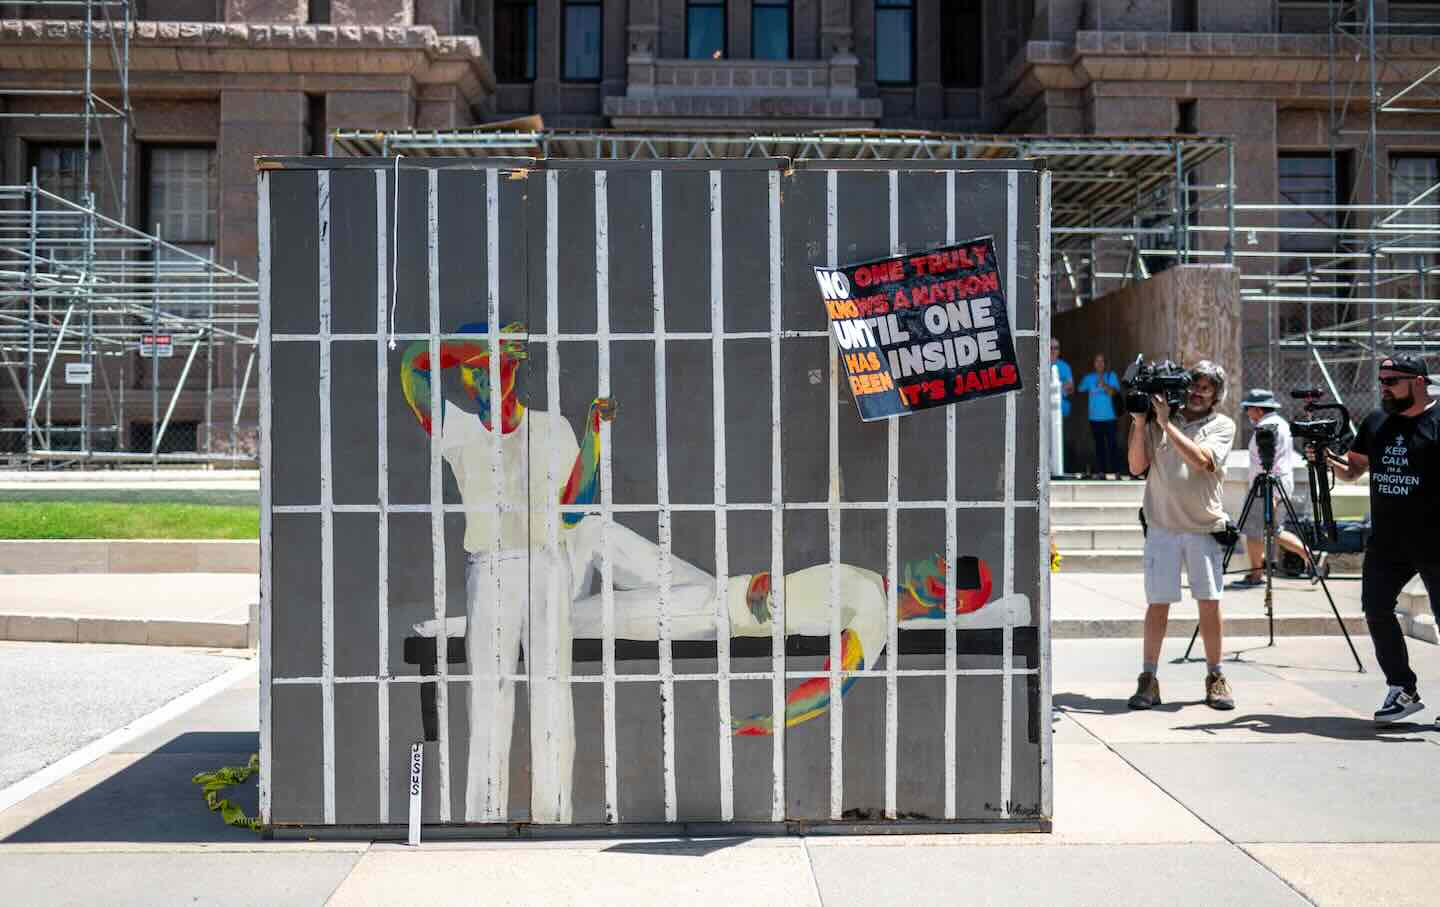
[1290,388,1325,400]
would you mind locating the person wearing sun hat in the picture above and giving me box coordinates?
[1311,354,1440,726]
[1230,388,1317,589]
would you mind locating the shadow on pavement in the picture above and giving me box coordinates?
[1053,692,1185,715]
[3,732,259,844]
[1219,643,1371,675]
[1173,713,1429,742]
[604,837,752,857]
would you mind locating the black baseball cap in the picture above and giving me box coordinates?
[1379,355,1429,378]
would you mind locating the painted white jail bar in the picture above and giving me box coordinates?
[257,156,1051,835]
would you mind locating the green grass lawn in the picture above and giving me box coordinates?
[0,502,259,540]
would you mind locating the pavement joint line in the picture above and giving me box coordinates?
[0,658,258,815]
[319,847,371,905]
[1058,701,1320,906]
[799,835,827,907]
[1234,843,1321,906]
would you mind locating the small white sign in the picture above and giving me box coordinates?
[139,334,173,358]
[407,741,424,846]
[64,362,92,385]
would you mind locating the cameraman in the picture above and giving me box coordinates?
[1231,389,1317,588]
[1311,355,1440,725]
[1126,361,1237,712]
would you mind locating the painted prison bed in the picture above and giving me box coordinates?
[398,332,1032,822]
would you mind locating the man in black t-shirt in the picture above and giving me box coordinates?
[1313,355,1440,725]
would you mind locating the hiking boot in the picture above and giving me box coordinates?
[1375,686,1423,725]
[1205,673,1235,710]
[1127,672,1161,710]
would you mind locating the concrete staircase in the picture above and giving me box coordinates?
[1052,480,1145,572]
[1051,454,1369,573]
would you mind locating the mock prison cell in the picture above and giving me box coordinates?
[258,156,1053,835]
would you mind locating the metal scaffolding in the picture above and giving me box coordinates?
[332,126,1237,314]
[0,0,261,467]
[0,179,261,464]
[1238,0,1440,413]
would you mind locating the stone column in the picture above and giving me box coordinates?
[912,0,941,118]
[1195,99,1277,385]
[1088,92,1175,135]
[219,91,306,277]
[326,89,416,130]
[1035,0,1086,41]
[625,0,659,97]
[604,0,628,97]
[819,0,852,59]
[730,0,752,59]
[533,0,562,115]
[1043,89,1085,133]
[224,0,305,23]
[821,0,859,98]
[416,86,472,128]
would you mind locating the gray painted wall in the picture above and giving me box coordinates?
[261,157,1049,831]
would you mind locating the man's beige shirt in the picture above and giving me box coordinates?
[1142,410,1236,533]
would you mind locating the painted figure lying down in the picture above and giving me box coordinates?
[411,519,1030,738]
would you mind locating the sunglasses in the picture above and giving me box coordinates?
[1379,375,1414,387]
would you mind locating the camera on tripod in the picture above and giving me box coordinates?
[1254,424,1279,473]
[1288,388,1351,454]
[1291,416,1342,446]
[1182,385,1365,671]
[1288,388,1355,551]
[1121,355,1191,419]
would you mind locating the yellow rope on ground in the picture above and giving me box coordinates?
[192,753,261,833]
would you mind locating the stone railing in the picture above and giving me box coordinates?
[608,52,881,123]
[622,55,860,100]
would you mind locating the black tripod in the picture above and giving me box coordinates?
[1181,468,1364,671]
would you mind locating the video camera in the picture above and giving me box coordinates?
[1288,388,1355,550]
[1288,388,1352,453]
[1254,423,1279,474]
[1121,355,1191,419]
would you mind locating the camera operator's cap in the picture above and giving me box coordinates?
[1378,355,1428,378]
[1239,388,1282,410]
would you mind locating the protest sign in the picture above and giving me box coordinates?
[815,236,1023,421]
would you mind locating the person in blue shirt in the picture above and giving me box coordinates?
[1078,353,1122,478]
[1051,338,1075,476]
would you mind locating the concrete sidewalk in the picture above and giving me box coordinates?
[0,574,256,648]
[3,636,1438,905]
[0,568,1395,650]
[1052,571,1370,638]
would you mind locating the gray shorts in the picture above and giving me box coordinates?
[1143,524,1224,604]
[1239,479,1294,539]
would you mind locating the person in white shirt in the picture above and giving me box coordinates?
[401,323,1030,819]
[402,323,629,823]
[1231,388,1318,588]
